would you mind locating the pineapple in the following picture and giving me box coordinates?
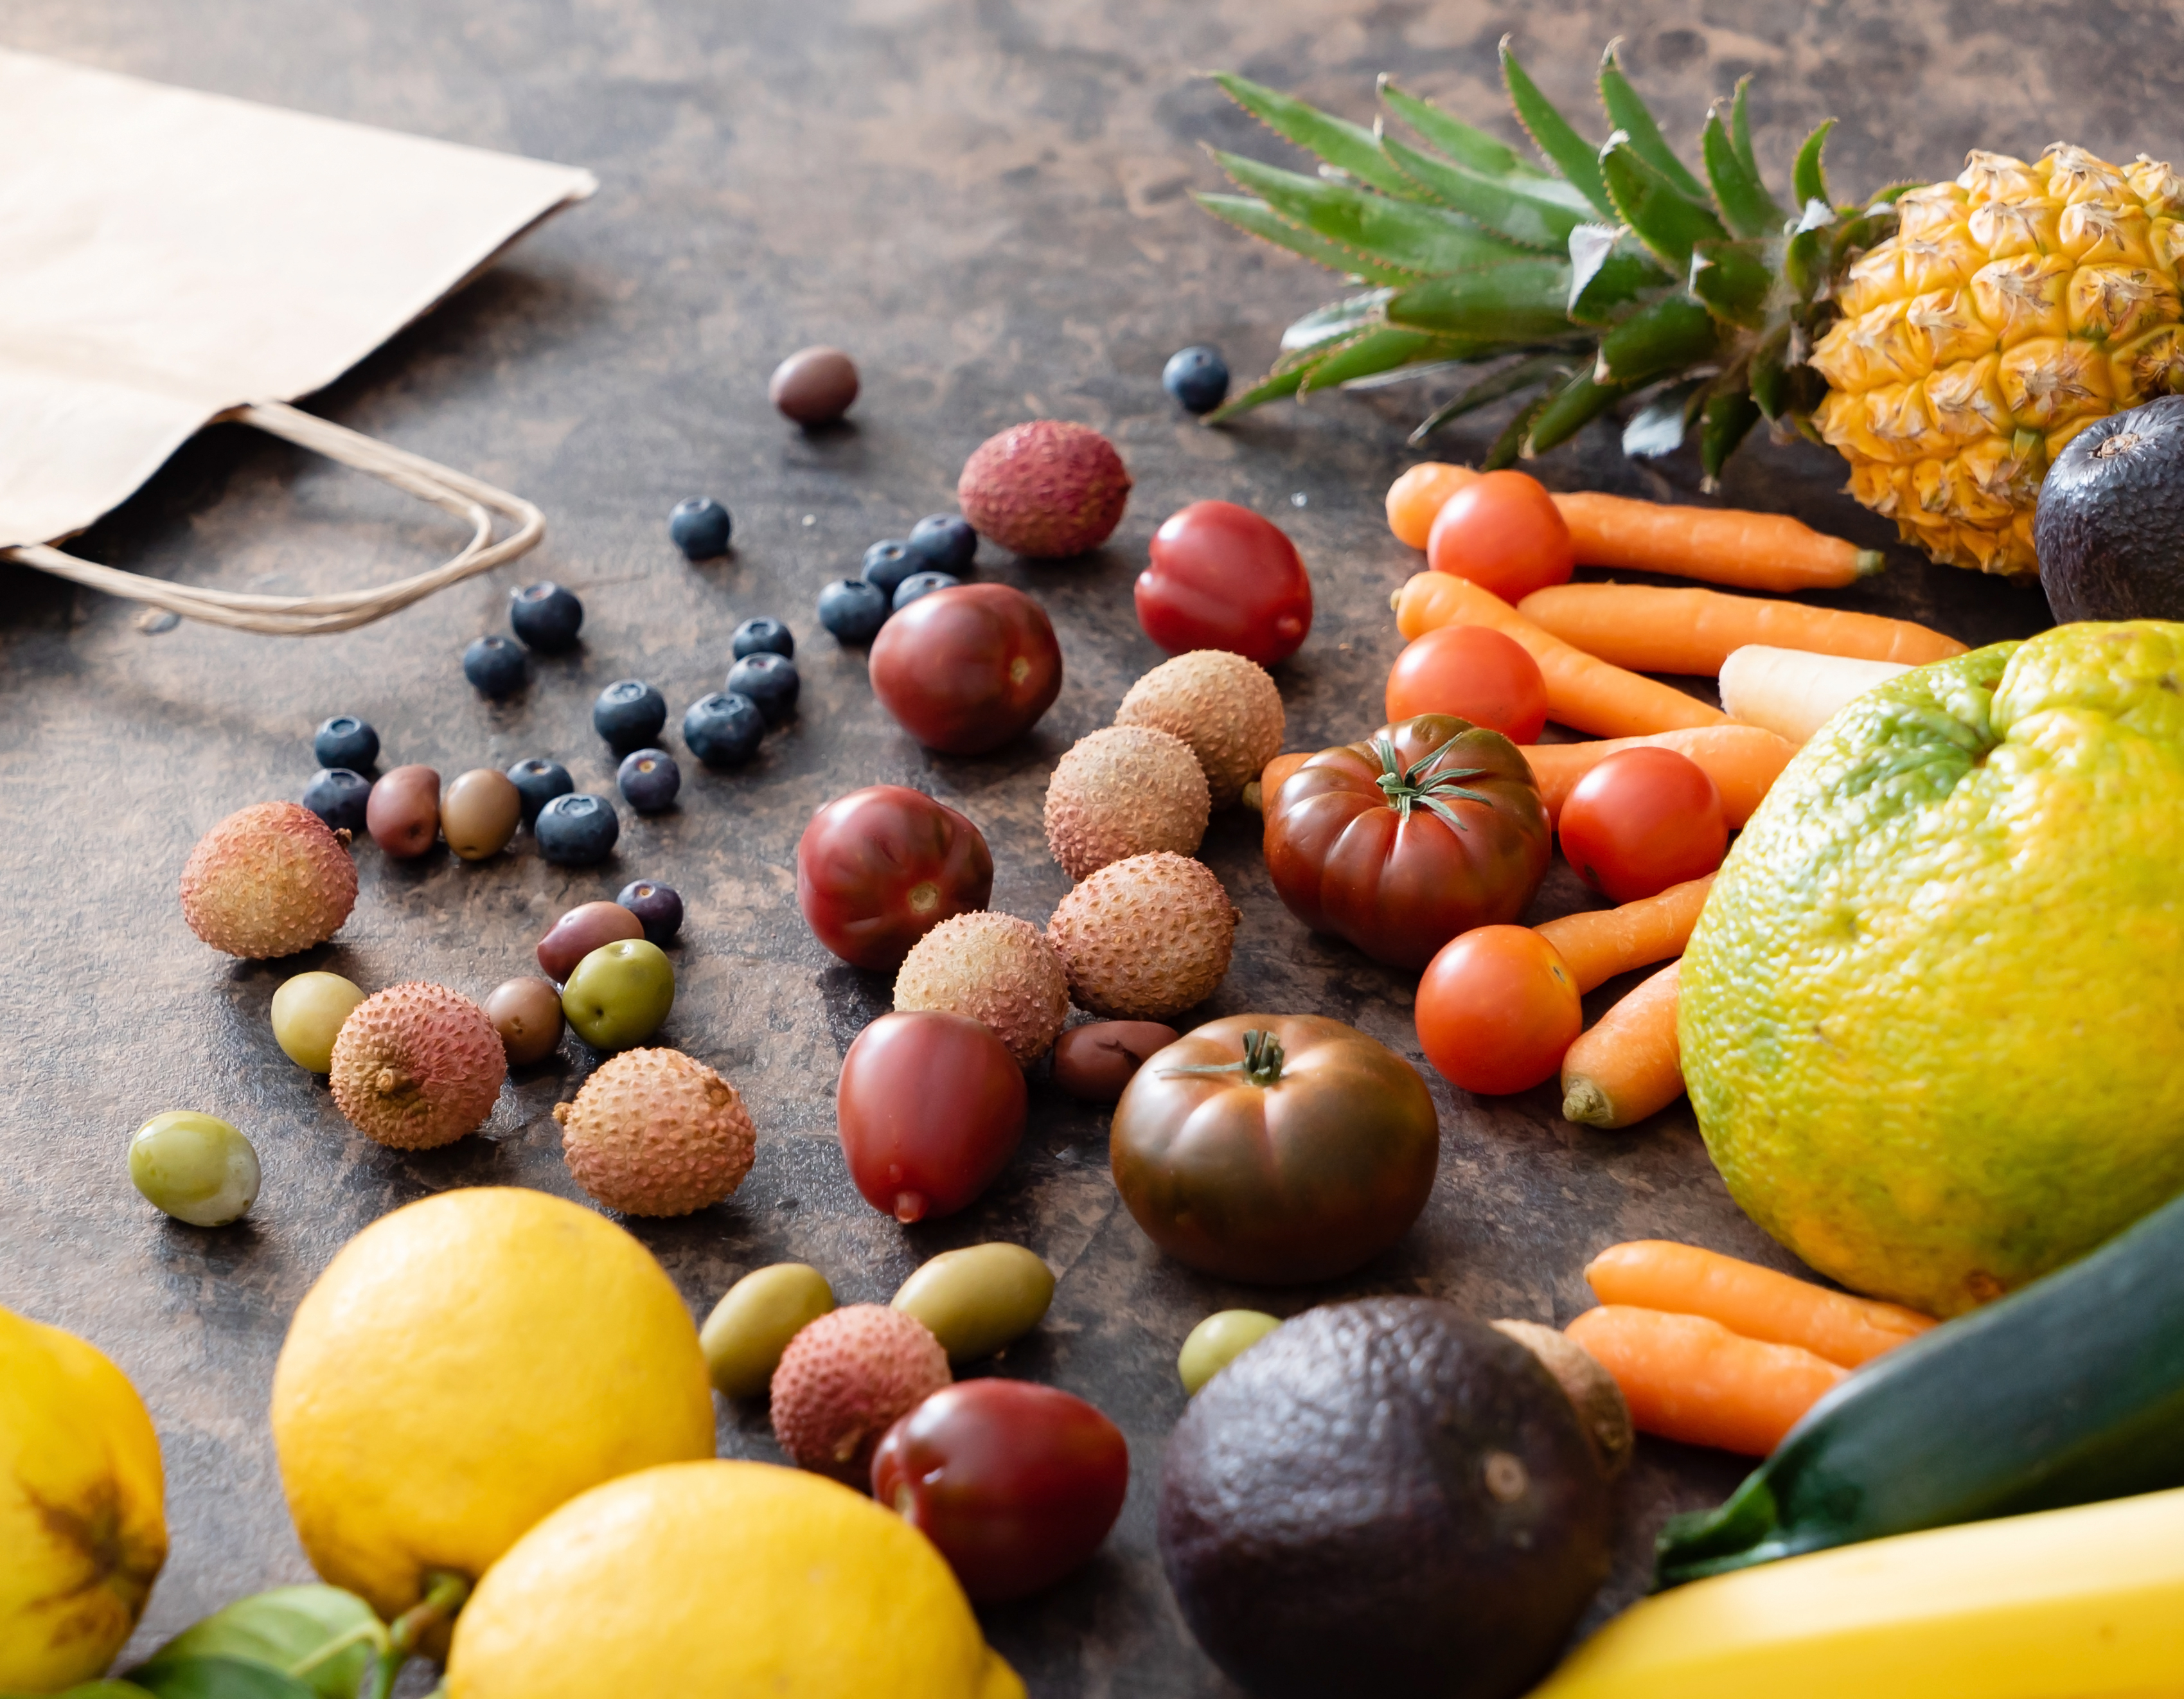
[1198,44,2184,578]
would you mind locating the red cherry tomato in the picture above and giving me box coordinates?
[1136,501,1313,666]
[1425,470,1574,601]
[869,584,1063,755]
[871,1380,1129,1603]
[1558,747,1727,903]
[837,1011,1025,1222]
[796,786,994,971]
[1415,925,1582,1096]
[1383,624,1549,742]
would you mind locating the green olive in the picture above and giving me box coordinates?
[891,1242,1055,1365]
[561,939,675,1050]
[269,971,366,1072]
[700,1263,835,1398]
[1178,1309,1281,1395]
[129,1111,261,1227]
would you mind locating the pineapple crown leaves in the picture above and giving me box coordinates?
[1194,44,1902,483]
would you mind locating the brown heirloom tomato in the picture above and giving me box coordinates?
[1110,1015,1439,1285]
[1263,714,1550,971]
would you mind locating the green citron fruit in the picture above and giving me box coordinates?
[1682,623,2184,1317]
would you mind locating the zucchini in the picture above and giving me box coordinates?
[1654,1186,2184,1587]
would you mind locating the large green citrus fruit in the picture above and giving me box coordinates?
[1681,623,2184,1317]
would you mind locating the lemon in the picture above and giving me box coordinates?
[1682,623,2184,1317]
[445,1460,1024,1699]
[270,1187,715,1621]
[0,1306,166,1691]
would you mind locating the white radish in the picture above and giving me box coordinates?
[1719,646,1910,745]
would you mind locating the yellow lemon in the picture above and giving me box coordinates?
[446,1460,1025,1699]
[270,1187,715,1621]
[0,1305,166,1692]
[1682,624,2184,1317]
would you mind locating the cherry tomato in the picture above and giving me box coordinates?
[796,786,994,970]
[1384,623,1549,742]
[1136,501,1313,666]
[1425,470,1574,601]
[871,1380,1129,1603]
[1559,747,1727,903]
[869,583,1062,755]
[1415,925,1581,1095]
[837,1011,1025,1222]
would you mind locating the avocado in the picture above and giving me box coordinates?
[2035,395,2184,621]
[1158,1297,1611,1699]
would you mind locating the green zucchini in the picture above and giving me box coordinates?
[1654,1186,2184,1587]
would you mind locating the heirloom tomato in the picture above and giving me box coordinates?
[837,1011,1024,1223]
[796,785,993,971]
[869,583,1062,755]
[1135,501,1313,666]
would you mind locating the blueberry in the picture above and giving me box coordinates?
[732,616,794,661]
[617,747,682,814]
[1163,344,1230,415]
[861,539,918,597]
[510,581,583,653]
[302,767,371,833]
[617,878,684,945]
[817,578,889,645]
[506,757,574,823]
[314,715,379,772]
[594,679,668,750]
[727,652,799,725]
[907,514,977,573]
[463,636,527,698]
[682,691,765,767]
[670,497,732,559]
[893,570,959,611]
[535,792,621,866]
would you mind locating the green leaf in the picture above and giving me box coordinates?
[1204,358,1320,423]
[1409,353,1571,443]
[1701,107,1784,238]
[1500,39,1613,217]
[1689,237,1777,328]
[1193,192,1417,283]
[1211,151,1531,275]
[1622,378,1706,456]
[1211,73,1428,202]
[1728,76,1763,183]
[1601,139,1728,274]
[1595,293,1720,384]
[130,1586,386,1699]
[122,1658,315,1699]
[1378,80,1548,180]
[1782,222,1825,300]
[1748,322,1794,418]
[9,1686,157,1698]
[1303,326,1481,393]
[1700,388,1764,486]
[1383,259,1580,341]
[1484,388,1555,470]
[1525,366,1629,455]
[1277,290,1392,357]
[1565,224,1673,324]
[1379,133,1595,250]
[1792,119,1836,211]
[1597,42,1709,200]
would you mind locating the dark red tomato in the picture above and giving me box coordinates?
[1136,501,1313,666]
[869,584,1062,755]
[1384,623,1549,742]
[796,786,993,971]
[1263,715,1552,970]
[1425,469,1574,601]
[837,1011,1025,1222]
[1559,747,1727,903]
[1415,925,1581,1095]
[871,1380,1129,1603]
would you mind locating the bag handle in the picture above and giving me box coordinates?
[0,398,544,635]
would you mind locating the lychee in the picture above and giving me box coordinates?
[1044,724,1209,880]
[553,1047,756,1216]
[330,983,505,1149]
[179,801,357,958]
[1115,650,1284,808]
[893,913,1070,1065]
[957,420,1130,558]
[770,1304,950,1484]
[1046,852,1239,1021]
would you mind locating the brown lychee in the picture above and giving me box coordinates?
[769,1304,950,1484]
[1046,852,1238,1021]
[893,913,1070,1065]
[179,801,357,958]
[330,983,505,1149]
[1043,725,1210,880]
[1115,650,1284,808]
[553,1047,757,1216]
[957,420,1131,558]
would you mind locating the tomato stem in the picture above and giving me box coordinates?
[1160,1028,1286,1086]
[1372,736,1493,830]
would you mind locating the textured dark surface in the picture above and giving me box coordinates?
[0,1,2099,1691]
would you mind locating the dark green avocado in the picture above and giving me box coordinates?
[1157,1297,1610,1699]
[2036,395,2184,621]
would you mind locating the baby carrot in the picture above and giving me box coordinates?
[1392,573,1724,738]
[1565,1305,1847,1455]
[1559,961,1685,1129]
[1518,726,1795,826]
[1516,583,1966,675]
[1585,1240,1937,1369]
[1536,879,1712,995]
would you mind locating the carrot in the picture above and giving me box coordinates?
[1536,878,1712,994]
[1387,463,1475,549]
[1585,1240,1937,1369]
[1516,583,1966,675]
[1519,726,1795,827]
[1718,645,1910,745]
[1391,573,1725,738]
[1560,961,1685,1129]
[1242,751,1313,815]
[1565,1305,1847,1454]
